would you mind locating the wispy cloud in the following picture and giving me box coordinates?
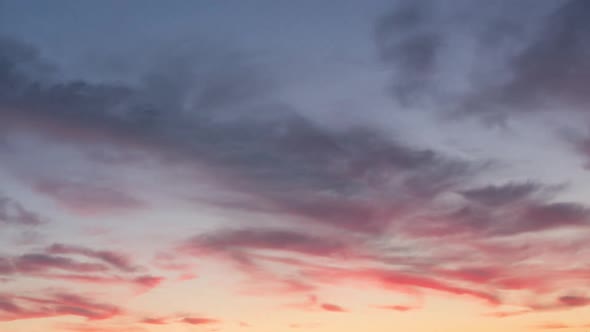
[0,292,122,321]
[0,194,44,226]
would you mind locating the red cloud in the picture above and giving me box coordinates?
[320,303,347,312]
[182,317,219,325]
[310,267,500,306]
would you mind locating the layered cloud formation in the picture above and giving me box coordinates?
[1,1,590,331]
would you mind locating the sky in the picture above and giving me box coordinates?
[1,0,590,331]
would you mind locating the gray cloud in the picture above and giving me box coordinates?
[464,0,590,117]
[13,253,109,274]
[377,0,589,121]
[46,244,137,273]
[375,1,441,105]
[0,194,44,226]
[0,36,475,234]
[408,181,590,237]
[459,182,542,207]
[183,228,354,258]
[33,180,145,216]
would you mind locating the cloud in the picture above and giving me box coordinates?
[38,274,163,292]
[320,303,347,312]
[3,14,590,326]
[520,202,589,232]
[376,0,590,167]
[533,321,590,330]
[181,228,369,296]
[0,36,475,235]
[557,295,590,308]
[7,246,133,275]
[307,267,500,306]
[0,246,163,294]
[34,180,145,216]
[47,243,137,272]
[523,293,590,313]
[368,269,500,305]
[181,317,219,325]
[374,304,418,312]
[535,322,571,330]
[376,0,590,123]
[407,181,590,237]
[14,254,109,274]
[177,182,590,311]
[469,0,590,115]
[132,275,164,290]
[459,182,543,207]
[375,1,441,106]
[140,317,169,325]
[485,309,532,318]
[56,323,147,332]
[151,252,197,281]
[183,228,355,258]
[138,313,219,327]
[570,135,590,168]
[0,292,122,321]
[286,295,348,313]
[0,194,44,226]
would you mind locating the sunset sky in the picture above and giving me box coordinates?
[1,1,590,331]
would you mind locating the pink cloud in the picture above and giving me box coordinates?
[182,317,219,325]
[375,304,418,312]
[140,317,170,325]
[535,322,571,330]
[0,292,123,321]
[138,313,220,327]
[320,303,347,312]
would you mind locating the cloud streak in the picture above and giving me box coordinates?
[0,292,122,321]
